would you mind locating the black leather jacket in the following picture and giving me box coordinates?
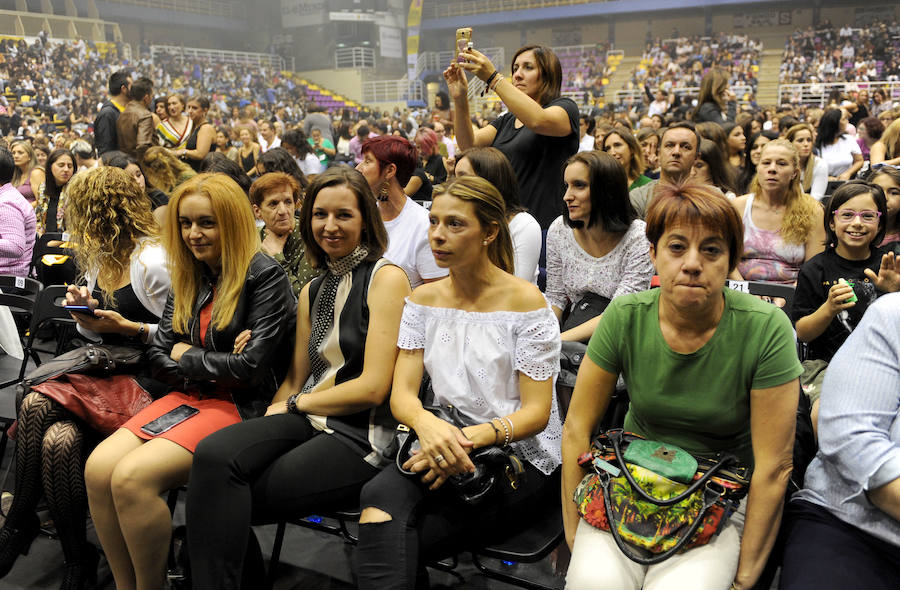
[147,252,295,420]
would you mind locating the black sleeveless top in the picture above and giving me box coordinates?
[184,121,211,171]
[240,148,256,174]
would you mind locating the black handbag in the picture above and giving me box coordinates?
[16,343,144,394]
[395,404,526,505]
[561,292,611,332]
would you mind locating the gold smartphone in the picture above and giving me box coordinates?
[455,27,473,63]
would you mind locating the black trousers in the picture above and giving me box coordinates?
[186,413,379,590]
[779,500,900,590]
[356,460,560,590]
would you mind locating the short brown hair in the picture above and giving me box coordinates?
[249,171,300,207]
[646,181,744,272]
[299,167,388,269]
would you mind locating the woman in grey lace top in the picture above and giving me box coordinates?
[546,151,654,341]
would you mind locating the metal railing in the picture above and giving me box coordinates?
[100,0,243,18]
[362,76,424,104]
[416,46,506,79]
[427,0,605,19]
[335,47,375,69]
[150,45,287,70]
[778,81,900,107]
[614,85,756,105]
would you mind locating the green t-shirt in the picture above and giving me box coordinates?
[586,288,802,466]
[308,137,335,166]
[628,174,653,192]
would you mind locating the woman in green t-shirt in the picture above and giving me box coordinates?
[562,181,803,590]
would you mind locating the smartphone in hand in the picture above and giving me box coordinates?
[66,305,97,317]
[455,28,473,63]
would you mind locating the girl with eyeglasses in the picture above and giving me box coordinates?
[793,180,900,365]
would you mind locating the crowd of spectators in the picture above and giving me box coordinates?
[780,21,900,84]
[558,43,614,101]
[1,27,900,590]
[623,33,761,97]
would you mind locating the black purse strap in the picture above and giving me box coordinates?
[607,430,737,507]
[597,470,724,565]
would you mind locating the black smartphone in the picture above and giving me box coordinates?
[140,404,200,436]
[65,305,97,317]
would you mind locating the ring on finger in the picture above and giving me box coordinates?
[434,454,446,464]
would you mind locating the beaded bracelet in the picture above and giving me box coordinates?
[504,416,514,442]
[490,73,505,92]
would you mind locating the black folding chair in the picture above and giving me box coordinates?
[15,284,77,384]
[0,275,44,389]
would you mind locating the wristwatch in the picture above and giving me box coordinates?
[286,392,302,415]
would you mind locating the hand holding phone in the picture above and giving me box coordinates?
[455,28,473,63]
[66,305,97,317]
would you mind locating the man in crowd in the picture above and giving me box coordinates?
[629,122,708,219]
[349,124,370,164]
[116,76,157,161]
[94,69,131,155]
[258,120,281,153]
[302,105,333,145]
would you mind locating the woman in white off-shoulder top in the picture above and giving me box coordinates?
[355,175,562,589]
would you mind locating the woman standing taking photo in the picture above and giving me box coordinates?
[445,44,579,229]
[0,167,170,590]
[356,175,561,589]
[786,123,828,201]
[174,97,215,172]
[732,140,826,283]
[186,167,410,589]
[84,173,294,590]
[546,151,654,342]
[563,183,802,590]
[602,125,652,191]
[10,140,44,203]
[156,94,193,150]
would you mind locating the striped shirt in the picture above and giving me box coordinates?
[793,293,900,547]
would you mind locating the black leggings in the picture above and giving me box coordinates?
[185,413,380,590]
[356,461,560,590]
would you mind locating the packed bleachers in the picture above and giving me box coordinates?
[557,43,614,101]
[622,33,761,97]
[780,22,900,84]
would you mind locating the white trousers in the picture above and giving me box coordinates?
[566,503,746,590]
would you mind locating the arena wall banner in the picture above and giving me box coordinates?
[407,0,423,81]
[281,0,328,28]
[381,26,403,59]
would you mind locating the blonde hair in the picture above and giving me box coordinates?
[880,118,900,160]
[65,167,160,305]
[749,139,818,245]
[784,123,817,192]
[164,173,260,334]
[10,140,38,186]
[142,146,196,193]
[433,176,514,273]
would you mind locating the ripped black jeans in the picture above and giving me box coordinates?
[356,461,560,590]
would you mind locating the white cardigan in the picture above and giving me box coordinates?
[79,238,170,342]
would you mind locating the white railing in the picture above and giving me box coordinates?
[428,0,610,19]
[615,85,756,105]
[335,47,375,69]
[150,45,287,70]
[552,44,617,57]
[416,46,505,79]
[778,81,900,107]
[99,0,243,18]
[362,76,424,104]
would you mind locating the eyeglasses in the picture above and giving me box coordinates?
[833,209,882,224]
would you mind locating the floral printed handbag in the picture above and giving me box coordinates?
[573,429,750,564]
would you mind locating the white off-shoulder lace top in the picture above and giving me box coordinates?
[397,299,562,475]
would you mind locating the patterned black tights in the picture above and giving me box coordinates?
[2,393,91,571]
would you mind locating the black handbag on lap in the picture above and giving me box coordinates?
[395,404,526,505]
